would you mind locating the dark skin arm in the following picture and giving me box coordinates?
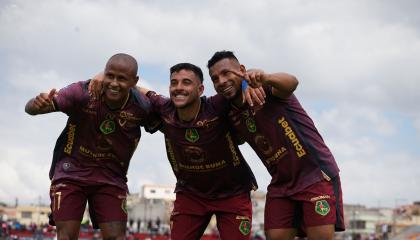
[245,69,298,98]
[229,69,298,99]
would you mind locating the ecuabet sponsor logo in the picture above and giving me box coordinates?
[278,117,306,158]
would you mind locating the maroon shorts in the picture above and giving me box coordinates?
[170,191,252,240]
[264,176,345,233]
[49,179,128,228]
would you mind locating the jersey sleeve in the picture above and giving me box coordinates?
[145,91,172,114]
[207,94,230,114]
[52,80,89,115]
[130,89,163,134]
[143,112,162,134]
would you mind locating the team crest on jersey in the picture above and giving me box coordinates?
[239,220,251,235]
[241,110,250,118]
[185,128,199,143]
[100,119,116,134]
[315,200,330,216]
[246,118,257,133]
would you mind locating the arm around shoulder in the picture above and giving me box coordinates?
[136,86,151,95]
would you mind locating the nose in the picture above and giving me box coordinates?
[109,76,119,85]
[216,75,228,87]
[170,82,183,93]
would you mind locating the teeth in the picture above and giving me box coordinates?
[174,93,187,97]
[222,86,233,93]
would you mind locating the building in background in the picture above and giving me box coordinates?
[0,205,49,226]
[126,184,175,234]
[339,202,420,239]
[341,204,394,239]
[251,190,266,236]
[15,205,50,226]
[392,201,420,237]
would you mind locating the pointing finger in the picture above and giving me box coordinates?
[227,70,245,79]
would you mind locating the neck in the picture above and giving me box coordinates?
[104,93,130,110]
[177,99,201,122]
[232,94,244,108]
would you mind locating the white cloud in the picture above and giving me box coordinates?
[308,103,398,140]
[340,152,420,207]
[307,102,418,207]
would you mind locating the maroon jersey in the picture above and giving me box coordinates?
[229,88,339,197]
[50,80,159,191]
[146,91,257,199]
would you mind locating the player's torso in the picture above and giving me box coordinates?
[68,97,144,171]
[54,89,148,187]
[229,94,339,196]
[159,96,256,198]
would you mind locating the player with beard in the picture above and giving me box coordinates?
[207,51,345,240]
[25,53,159,240]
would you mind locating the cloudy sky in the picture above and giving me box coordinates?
[1,0,419,208]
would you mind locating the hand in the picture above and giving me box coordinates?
[245,69,266,88]
[226,69,266,88]
[225,70,266,106]
[32,88,57,111]
[243,86,266,107]
[88,71,105,99]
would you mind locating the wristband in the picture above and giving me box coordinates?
[241,79,248,91]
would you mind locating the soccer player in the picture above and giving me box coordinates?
[25,53,159,240]
[207,51,345,240]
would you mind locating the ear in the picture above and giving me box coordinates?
[133,76,139,86]
[198,83,204,96]
[239,64,246,75]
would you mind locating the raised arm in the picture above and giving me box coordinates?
[246,69,298,98]
[89,71,104,98]
[25,89,57,115]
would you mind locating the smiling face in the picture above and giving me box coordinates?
[103,56,138,109]
[169,69,204,109]
[209,58,245,101]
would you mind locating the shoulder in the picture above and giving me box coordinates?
[207,93,228,104]
[205,94,230,113]
[74,80,90,91]
[56,80,91,102]
[131,87,153,112]
[265,88,298,106]
[145,90,172,110]
[284,94,301,106]
[60,80,89,93]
